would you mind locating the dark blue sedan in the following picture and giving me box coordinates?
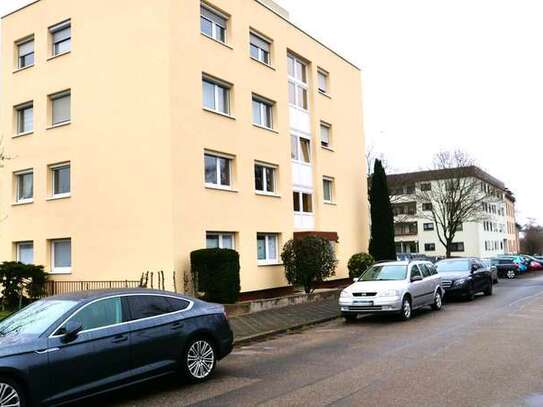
[0,289,233,406]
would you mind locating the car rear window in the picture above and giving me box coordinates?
[167,297,190,312]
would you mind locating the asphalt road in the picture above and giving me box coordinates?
[84,273,543,407]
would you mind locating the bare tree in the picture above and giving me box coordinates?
[414,150,494,258]
[365,144,388,176]
[520,219,543,255]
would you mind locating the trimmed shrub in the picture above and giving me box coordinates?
[348,253,375,279]
[0,262,48,310]
[190,249,240,304]
[281,236,337,294]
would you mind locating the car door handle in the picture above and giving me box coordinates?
[35,348,60,355]
[171,322,184,330]
[112,335,128,344]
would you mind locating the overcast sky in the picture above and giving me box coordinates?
[3,0,542,223]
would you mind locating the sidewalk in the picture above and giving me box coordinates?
[229,297,340,344]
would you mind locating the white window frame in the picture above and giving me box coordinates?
[50,162,71,198]
[200,4,227,43]
[320,122,331,148]
[202,76,230,115]
[254,162,277,194]
[323,177,334,203]
[50,238,72,274]
[318,69,329,94]
[257,233,279,265]
[50,20,71,56]
[16,241,34,265]
[15,169,33,204]
[288,54,309,111]
[293,191,313,214]
[206,232,235,249]
[252,95,273,129]
[17,37,34,69]
[204,152,233,189]
[15,102,33,135]
[291,134,311,164]
[250,32,271,65]
[50,90,71,126]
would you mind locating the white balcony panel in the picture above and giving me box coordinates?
[294,213,315,230]
[291,162,313,190]
[289,106,311,134]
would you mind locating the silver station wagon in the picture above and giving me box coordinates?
[339,261,443,321]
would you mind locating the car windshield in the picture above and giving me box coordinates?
[0,300,78,337]
[359,265,407,281]
[436,260,470,273]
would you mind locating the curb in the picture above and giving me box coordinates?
[233,313,341,345]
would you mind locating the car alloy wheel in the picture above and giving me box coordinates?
[507,270,516,279]
[400,298,412,320]
[185,339,216,381]
[0,382,21,407]
[432,291,442,311]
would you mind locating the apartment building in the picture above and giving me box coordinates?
[0,0,368,293]
[387,167,518,258]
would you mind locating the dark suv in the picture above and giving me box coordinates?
[436,258,493,300]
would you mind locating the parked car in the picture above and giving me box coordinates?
[491,257,518,279]
[339,260,443,322]
[436,258,493,300]
[481,258,499,283]
[520,255,543,271]
[0,289,233,406]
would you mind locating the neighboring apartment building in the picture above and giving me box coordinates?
[0,0,368,293]
[387,167,518,258]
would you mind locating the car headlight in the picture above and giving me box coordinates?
[454,278,468,286]
[379,289,399,297]
[340,290,351,298]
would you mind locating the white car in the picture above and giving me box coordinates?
[339,261,443,321]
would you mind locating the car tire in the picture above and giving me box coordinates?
[484,280,493,296]
[0,377,26,407]
[506,269,516,279]
[399,297,412,321]
[431,291,443,311]
[342,313,358,323]
[465,290,475,302]
[182,337,217,383]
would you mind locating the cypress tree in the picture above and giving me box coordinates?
[369,160,396,261]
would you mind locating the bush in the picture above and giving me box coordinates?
[348,253,375,279]
[281,236,337,294]
[0,262,48,310]
[190,249,240,304]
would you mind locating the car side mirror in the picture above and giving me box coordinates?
[62,321,83,343]
[411,275,423,282]
[471,264,479,273]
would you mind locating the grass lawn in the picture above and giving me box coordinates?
[0,310,12,320]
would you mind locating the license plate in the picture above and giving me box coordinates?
[353,300,373,306]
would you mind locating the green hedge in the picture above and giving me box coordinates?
[190,249,240,304]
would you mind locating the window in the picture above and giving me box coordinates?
[288,54,308,110]
[422,203,433,211]
[15,170,33,203]
[293,191,312,213]
[15,102,33,135]
[392,202,417,216]
[254,163,276,194]
[200,5,227,43]
[50,20,71,56]
[126,295,171,320]
[423,223,434,231]
[51,163,71,197]
[17,38,34,68]
[16,242,33,264]
[450,242,465,252]
[419,264,432,278]
[291,135,311,163]
[51,238,71,273]
[66,297,123,332]
[257,234,278,265]
[405,185,415,194]
[252,96,273,128]
[202,77,230,115]
[318,69,329,94]
[410,265,422,280]
[167,297,190,312]
[206,232,234,249]
[51,91,71,125]
[424,243,436,252]
[394,222,418,236]
[420,183,432,192]
[320,122,331,148]
[250,32,270,64]
[323,177,334,203]
[204,153,232,187]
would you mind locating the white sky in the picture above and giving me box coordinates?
[3,0,542,224]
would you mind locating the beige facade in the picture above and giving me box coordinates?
[505,193,519,254]
[0,0,368,293]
